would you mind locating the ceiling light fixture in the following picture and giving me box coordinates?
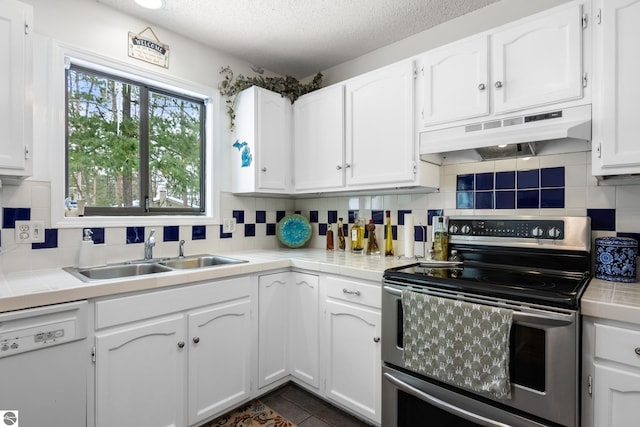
[134,0,164,10]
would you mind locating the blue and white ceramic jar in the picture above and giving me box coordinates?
[595,237,638,283]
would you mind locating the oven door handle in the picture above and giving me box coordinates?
[383,372,512,427]
[383,285,573,327]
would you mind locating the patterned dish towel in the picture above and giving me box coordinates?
[402,290,513,400]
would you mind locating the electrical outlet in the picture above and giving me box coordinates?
[15,221,45,243]
[222,218,236,233]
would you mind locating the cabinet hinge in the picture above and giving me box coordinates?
[413,161,417,174]
[587,374,592,396]
[24,22,30,35]
[413,67,418,79]
[24,146,30,160]
[582,13,588,29]
[583,72,588,88]
[596,141,602,159]
[91,346,96,363]
[596,8,602,25]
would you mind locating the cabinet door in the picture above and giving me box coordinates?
[593,364,640,427]
[345,60,416,187]
[293,86,345,192]
[188,299,252,425]
[256,87,291,191]
[0,0,32,174]
[594,0,640,172]
[418,35,489,127]
[289,272,319,387]
[491,4,583,114]
[324,300,381,424]
[258,272,289,388]
[95,315,186,427]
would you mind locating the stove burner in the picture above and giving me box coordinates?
[480,272,559,290]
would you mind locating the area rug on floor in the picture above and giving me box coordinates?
[208,399,298,427]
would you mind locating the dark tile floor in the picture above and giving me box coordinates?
[259,382,373,427]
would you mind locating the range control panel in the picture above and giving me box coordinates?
[448,219,564,240]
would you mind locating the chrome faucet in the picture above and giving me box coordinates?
[178,240,185,258]
[144,229,156,260]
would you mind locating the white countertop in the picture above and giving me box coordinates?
[2,248,639,325]
[0,249,414,313]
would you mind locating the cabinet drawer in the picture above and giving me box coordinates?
[95,276,251,329]
[595,323,640,369]
[325,275,381,308]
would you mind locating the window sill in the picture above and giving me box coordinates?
[54,214,219,229]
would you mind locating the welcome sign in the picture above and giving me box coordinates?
[128,27,169,68]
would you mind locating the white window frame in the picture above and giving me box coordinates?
[49,42,220,228]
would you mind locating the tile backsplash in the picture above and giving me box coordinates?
[0,152,639,273]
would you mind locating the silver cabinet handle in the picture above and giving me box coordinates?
[336,165,342,170]
[373,337,380,343]
[343,288,361,296]
[193,337,200,344]
[177,341,185,348]
[261,167,267,172]
[494,81,503,89]
[344,163,351,169]
[478,83,486,91]
[635,347,640,356]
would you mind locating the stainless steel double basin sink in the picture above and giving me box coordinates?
[64,254,248,282]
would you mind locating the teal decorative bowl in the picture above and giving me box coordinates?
[277,214,312,248]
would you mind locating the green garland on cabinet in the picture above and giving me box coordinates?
[218,66,323,131]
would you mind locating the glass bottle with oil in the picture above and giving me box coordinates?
[433,216,449,261]
[350,213,365,253]
[337,218,346,251]
[384,210,394,256]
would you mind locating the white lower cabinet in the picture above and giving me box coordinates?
[289,272,320,387]
[323,275,381,424]
[258,272,290,388]
[93,276,253,427]
[583,317,640,427]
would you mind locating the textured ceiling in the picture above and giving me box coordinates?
[96,0,499,78]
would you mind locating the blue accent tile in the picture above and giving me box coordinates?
[517,169,539,189]
[192,225,206,240]
[540,188,565,208]
[348,210,357,224]
[319,223,328,236]
[516,190,539,209]
[475,173,494,191]
[244,224,255,237]
[266,223,276,236]
[495,171,515,190]
[219,225,233,239]
[85,228,105,245]
[310,210,319,223]
[414,225,426,242]
[126,227,145,244]
[294,210,301,214]
[328,210,338,224]
[475,191,494,209]
[372,210,384,224]
[232,210,245,224]
[397,210,412,225]
[495,191,515,209]
[618,232,640,243]
[276,211,286,222]
[541,167,565,188]
[163,226,179,242]
[456,174,474,191]
[588,209,616,231]
[427,210,443,225]
[2,208,31,228]
[256,211,266,223]
[456,192,474,209]
[32,229,58,249]
[340,223,349,238]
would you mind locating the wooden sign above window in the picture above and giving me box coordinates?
[128,27,169,68]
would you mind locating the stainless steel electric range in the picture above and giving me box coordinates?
[382,216,592,427]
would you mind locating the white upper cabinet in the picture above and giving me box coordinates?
[492,4,584,115]
[293,85,345,192]
[232,86,291,194]
[592,0,640,176]
[0,0,32,177]
[345,60,418,187]
[417,35,490,127]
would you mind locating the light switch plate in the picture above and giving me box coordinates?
[222,218,236,233]
[15,221,45,243]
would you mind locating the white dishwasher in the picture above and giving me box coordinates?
[0,300,89,427]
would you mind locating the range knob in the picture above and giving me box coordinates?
[532,226,544,238]
[461,224,472,235]
[449,224,459,234]
[548,227,561,239]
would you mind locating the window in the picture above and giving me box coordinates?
[65,64,205,216]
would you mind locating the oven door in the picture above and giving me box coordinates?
[382,282,579,427]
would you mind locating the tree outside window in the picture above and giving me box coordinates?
[66,65,205,215]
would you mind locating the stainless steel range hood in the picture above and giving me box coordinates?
[419,104,592,162]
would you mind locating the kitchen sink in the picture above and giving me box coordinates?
[159,254,248,269]
[64,254,248,282]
